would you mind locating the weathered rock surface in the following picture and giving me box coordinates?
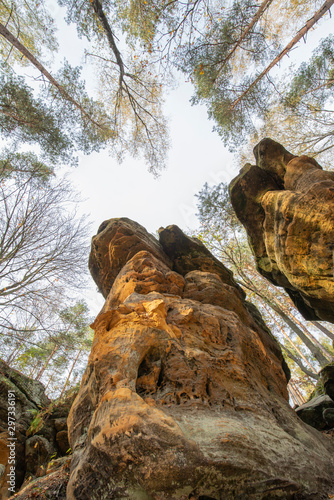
[320,363,334,400]
[67,218,334,499]
[9,457,70,500]
[295,394,334,430]
[0,360,50,498]
[89,217,172,298]
[230,138,334,322]
[0,361,76,498]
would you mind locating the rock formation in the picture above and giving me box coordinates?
[0,360,49,499]
[66,218,334,499]
[0,361,75,498]
[229,138,334,323]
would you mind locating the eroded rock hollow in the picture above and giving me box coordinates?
[67,218,334,499]
[230,138,334,323]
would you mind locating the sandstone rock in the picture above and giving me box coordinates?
[230,138,334,322]
[0,362,76,498]
[66,218,334,500]
[89,217,171,298]
[101,250,185,311]
[324,408,334,428]
[320,363,334,400]
[54,418,68,433]
[295,394,334,430]
[253,137,296,186]
[159,224,242,294]
[10,457,70,500]
[25,435,53,476]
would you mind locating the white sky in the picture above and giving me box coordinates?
[50,4,237,237]
[47,1,333,314]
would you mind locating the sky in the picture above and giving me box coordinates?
[47,1,333,315]
[51,10,238,237]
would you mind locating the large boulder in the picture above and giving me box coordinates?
[230,138,334,322]
[66,218,334,499]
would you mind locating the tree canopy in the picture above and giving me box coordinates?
[1,0,334,399]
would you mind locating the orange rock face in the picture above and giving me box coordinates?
[230,138,334,322]
[67,219,334,499]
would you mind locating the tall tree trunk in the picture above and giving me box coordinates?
[214,0,274,80]
[288,385,299,406]
[90,0,125,78]
[262,296,329,367]
[230,0,334,110]
[0,22,107,131]
[312,321,334,342]
[260,299,318,374]
[35,344,59,381]
[45,372,54,392]
[282,306,334,361]
[291,380,306,404]
[280,343,318,380]
[29,360,41,378]
[289,380,306,405]
[59,349,82,400]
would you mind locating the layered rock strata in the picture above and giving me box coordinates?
[230,138,334,322]
[67,218,334,499]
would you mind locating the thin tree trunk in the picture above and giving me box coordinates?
[6,344,22,365]
[312,321,334,342]
[239,271,329,366]
[259,298,318,374]
[288,382,302,405]
[262,297,329,367]
[0,22,107,131]
[288,385,299,406]
[243,265,333,361]
[45,372,54,392]
[59,349,82,400]
[29,360,41,378]
[35,344,59,381]
[280,343,318,380]
[91,0,125,78]
[289,381,305,405]
[230,0,334,110]
[214,0,274,79]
